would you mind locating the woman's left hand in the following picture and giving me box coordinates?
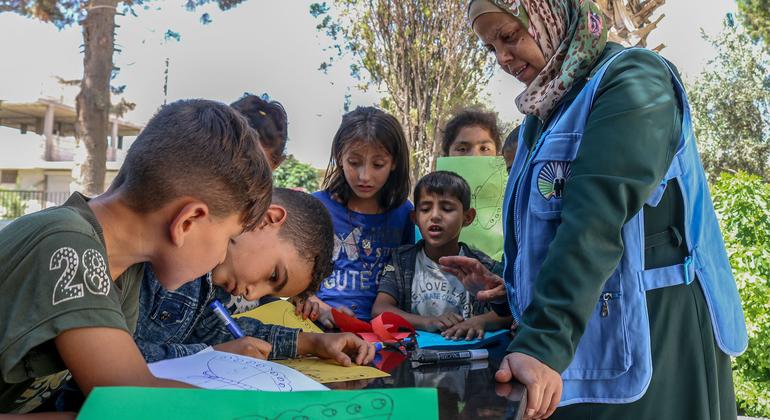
[296,332,376,366]
[496,352,562,420]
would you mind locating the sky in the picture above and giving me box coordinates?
[0,0,737,168]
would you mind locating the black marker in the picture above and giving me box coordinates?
[411,359,489,372]
[410,349,488,364]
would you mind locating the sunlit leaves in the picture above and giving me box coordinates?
[273,155,321,192]
[712,172,770,417]
[688,20,770,181]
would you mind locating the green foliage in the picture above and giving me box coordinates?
[712,172,770,416]
[737,0,770,51]
[688,20,770,181]
[0,190,28,219]
[273,155,321,192]
[310,1,495,181]
[0,0,87,29]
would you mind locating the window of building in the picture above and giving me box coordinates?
[1,170,18,184]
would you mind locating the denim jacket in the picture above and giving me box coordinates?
[377,241,503,317]
[134,263,300,362]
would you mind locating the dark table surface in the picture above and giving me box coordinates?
[327,336,527,420]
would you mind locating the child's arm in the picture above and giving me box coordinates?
[137,333,271,363]
[136,339,209,363]
[55,327,195,394]
[441,311,514,340]
[372,292,463,332]
[187,298,299,359]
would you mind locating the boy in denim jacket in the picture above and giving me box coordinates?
[373,171,512,339]
[135,188,374,365]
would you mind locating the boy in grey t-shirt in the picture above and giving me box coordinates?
[372,171,512,340]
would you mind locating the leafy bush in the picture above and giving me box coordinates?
[0,190,28,219]
[273,155,321,192]
[712,171,770,416]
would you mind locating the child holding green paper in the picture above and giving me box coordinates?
[441,108,502,157]
[428,107,507,261]
[372,172,512,339]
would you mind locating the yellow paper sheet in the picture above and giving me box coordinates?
[277,358,390,383]
[233,299,324,333]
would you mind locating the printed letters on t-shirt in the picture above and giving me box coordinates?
[324,269,375,291]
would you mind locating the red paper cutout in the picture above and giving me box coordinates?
[331,309,415,343]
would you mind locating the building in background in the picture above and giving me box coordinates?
[0,97,141,219]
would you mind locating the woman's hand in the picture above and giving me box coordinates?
[296,332,376,366]
[438,256,507,303]
[213,337,272,360]
[496,352,562,420]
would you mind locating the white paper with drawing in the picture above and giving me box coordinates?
[148,349,328,391]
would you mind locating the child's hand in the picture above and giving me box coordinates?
[213,337,272,359]
[317,304,355,329]
[294,295,355,329]
[422,312,464,332]
[292,296,321,321]
[441,316,486,340]
[297,332,376,366]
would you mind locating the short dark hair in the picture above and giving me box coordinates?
[112,99,272,231]
[322,106,411,211]
[272,188,334,298]
[414,171,472,210]
[230,94,289,168]
[441,108,502,156]
[503,125,520,154]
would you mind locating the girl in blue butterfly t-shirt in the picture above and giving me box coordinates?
[304,106,414,323]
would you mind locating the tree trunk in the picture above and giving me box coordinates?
[75,0,117,196]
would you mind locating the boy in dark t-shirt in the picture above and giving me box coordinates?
[372,171,512,340]
[0,99,273,414]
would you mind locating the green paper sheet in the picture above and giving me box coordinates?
[435,156,507,260]
[77,387,438,420]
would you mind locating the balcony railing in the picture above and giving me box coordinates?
[0,190,70,219]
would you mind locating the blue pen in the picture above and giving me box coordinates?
[210,299,245,339]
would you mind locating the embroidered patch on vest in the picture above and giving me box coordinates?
[537,161,571,200]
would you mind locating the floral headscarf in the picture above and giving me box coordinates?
[469,0,607,120]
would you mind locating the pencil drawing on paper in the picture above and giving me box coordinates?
[184,354,294,391]
[233,392,395,420]
[470,160,506,231]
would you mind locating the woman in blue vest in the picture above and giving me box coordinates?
[440,1,748,419]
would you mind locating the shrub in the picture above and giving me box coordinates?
[712,171,770,416]
[0,190,28,219]
[273,155,320,192]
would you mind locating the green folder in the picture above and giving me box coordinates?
[78,387,438,420]
[435,156,507,260]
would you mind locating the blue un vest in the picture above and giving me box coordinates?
[502,48,748,405]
